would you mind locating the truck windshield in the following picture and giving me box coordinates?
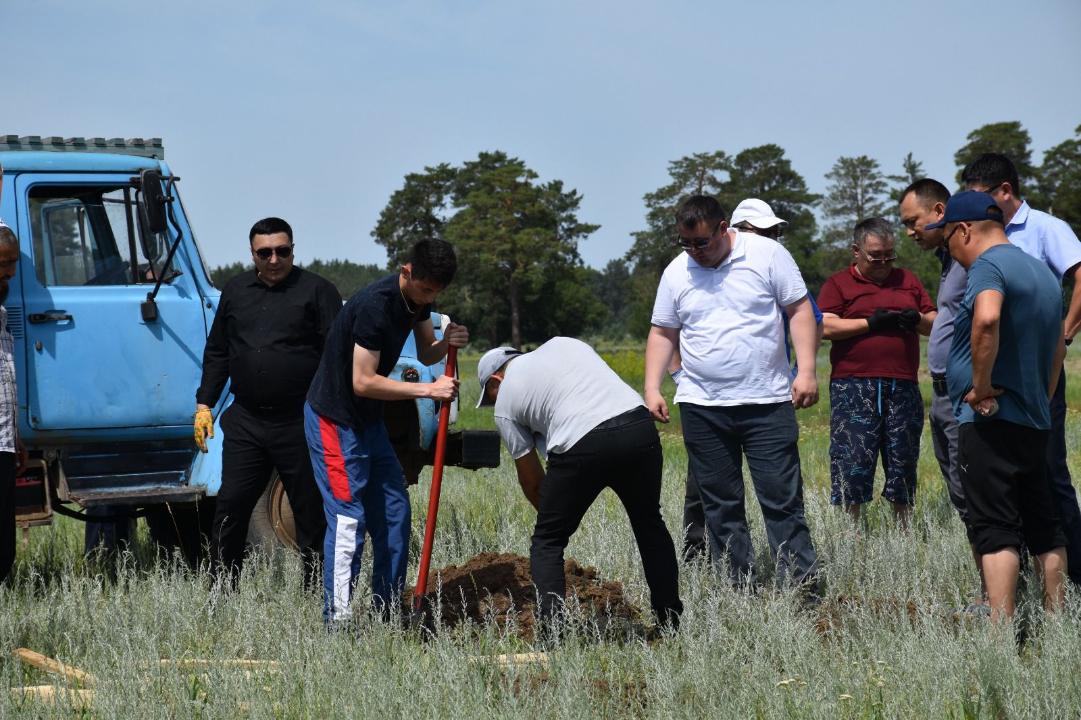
[28,184,177,287]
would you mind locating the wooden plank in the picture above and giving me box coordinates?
[157,658,281,671]
[10,685,94,710]
[13,648,94,685]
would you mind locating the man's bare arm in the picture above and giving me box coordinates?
[514,450,545,511]
[786,297,819,408]
[415,318,471,366]
[352,345,457,401]
[821,313,872,340]
[1062,263,1081,341]
[644,325,679,422]
[965,290,1004,410]
[917,310,937,336]
[1050,324,1067,399]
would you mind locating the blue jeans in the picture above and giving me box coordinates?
[680,402,818,587]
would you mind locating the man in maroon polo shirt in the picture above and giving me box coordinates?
[818,217,937,524]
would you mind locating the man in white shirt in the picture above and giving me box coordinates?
[644,195,819,588]
[477,337,682,633]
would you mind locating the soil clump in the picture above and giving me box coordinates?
[405,552,643,640]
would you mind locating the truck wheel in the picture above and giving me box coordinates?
[246,471,299,554]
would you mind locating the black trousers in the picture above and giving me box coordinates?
[210,403,326,588]
[0,453,14,583]
[1047,372,1081,584]
[530,407,682,626]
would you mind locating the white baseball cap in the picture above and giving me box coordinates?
[475,346,523,408]
[730,198,787,230]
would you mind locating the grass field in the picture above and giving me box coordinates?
[3,346,1081,718]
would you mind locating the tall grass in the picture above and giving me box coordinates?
[2,348,1081,718]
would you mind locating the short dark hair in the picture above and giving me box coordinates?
[901,178,950,207]
[409,239,457,287]
[249,217,293,243]
[961,153,1021,197]
[674,195,727,231]
[853,217,895,247]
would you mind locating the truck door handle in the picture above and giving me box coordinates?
[28,311,74,324]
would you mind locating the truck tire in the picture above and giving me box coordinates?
[246,471,299,554]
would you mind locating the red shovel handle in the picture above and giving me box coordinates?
[412,345,457,610]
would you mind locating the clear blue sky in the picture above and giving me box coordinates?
[5,0,1080,270]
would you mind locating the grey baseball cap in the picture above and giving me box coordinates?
[475,346,523,408]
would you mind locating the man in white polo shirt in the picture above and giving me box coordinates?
[476,337,682,634]
[644,194,819,588]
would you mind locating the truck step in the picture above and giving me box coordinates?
[69,484,205,507]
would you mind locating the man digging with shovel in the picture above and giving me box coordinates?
[476,337,683,642]
[305,239,467,627]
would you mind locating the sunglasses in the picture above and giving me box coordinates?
[855,247,897,264]
[674,220,724,250]
[253,245,293,260]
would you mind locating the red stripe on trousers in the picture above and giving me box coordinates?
[319,416,351,501]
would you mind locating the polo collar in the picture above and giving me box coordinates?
[1007,200,1030,230]
[688,230,746,271]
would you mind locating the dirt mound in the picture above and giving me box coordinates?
[405,552,643,640]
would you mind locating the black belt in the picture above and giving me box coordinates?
[591,406,650,431]
[235,399,304,417]
[931,374,948,398]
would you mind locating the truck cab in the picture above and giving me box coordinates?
[0,135,497,554]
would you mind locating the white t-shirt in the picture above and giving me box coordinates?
[651,230,807,406]
[493,337,644,459]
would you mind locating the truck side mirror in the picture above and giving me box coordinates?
[139,170,169,235]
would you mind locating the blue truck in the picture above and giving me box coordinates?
[0,135,497,557]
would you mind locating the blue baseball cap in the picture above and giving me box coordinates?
[924,190,1004,230]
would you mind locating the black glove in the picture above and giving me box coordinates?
[866,309,901,332]
[897,309,921,331]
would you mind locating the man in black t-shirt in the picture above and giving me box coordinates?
[305,239,467,624]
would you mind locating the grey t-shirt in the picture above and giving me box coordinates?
[493,337,645,459]
[927,249,968,376]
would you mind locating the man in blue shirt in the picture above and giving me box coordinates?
[901,180,986,593]
[963,153,1081,587]
[934,191,1067,621]
[901,180,966,516]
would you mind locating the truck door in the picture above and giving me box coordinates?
[15,173,208,433]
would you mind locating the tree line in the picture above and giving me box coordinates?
[211,121,1081,348]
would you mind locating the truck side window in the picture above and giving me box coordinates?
[28,185,175,286]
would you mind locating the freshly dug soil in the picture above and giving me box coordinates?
[405,552,644,640]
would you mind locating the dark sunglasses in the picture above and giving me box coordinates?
[674,220,724,250]
[254,245,293,260]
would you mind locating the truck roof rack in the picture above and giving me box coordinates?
[0,135,164,159]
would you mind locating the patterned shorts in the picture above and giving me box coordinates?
[829,377,923,506]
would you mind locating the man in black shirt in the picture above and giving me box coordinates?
[305,239,466,624]
[196,217,342,589]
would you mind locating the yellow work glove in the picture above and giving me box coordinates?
[194,407,214,453]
